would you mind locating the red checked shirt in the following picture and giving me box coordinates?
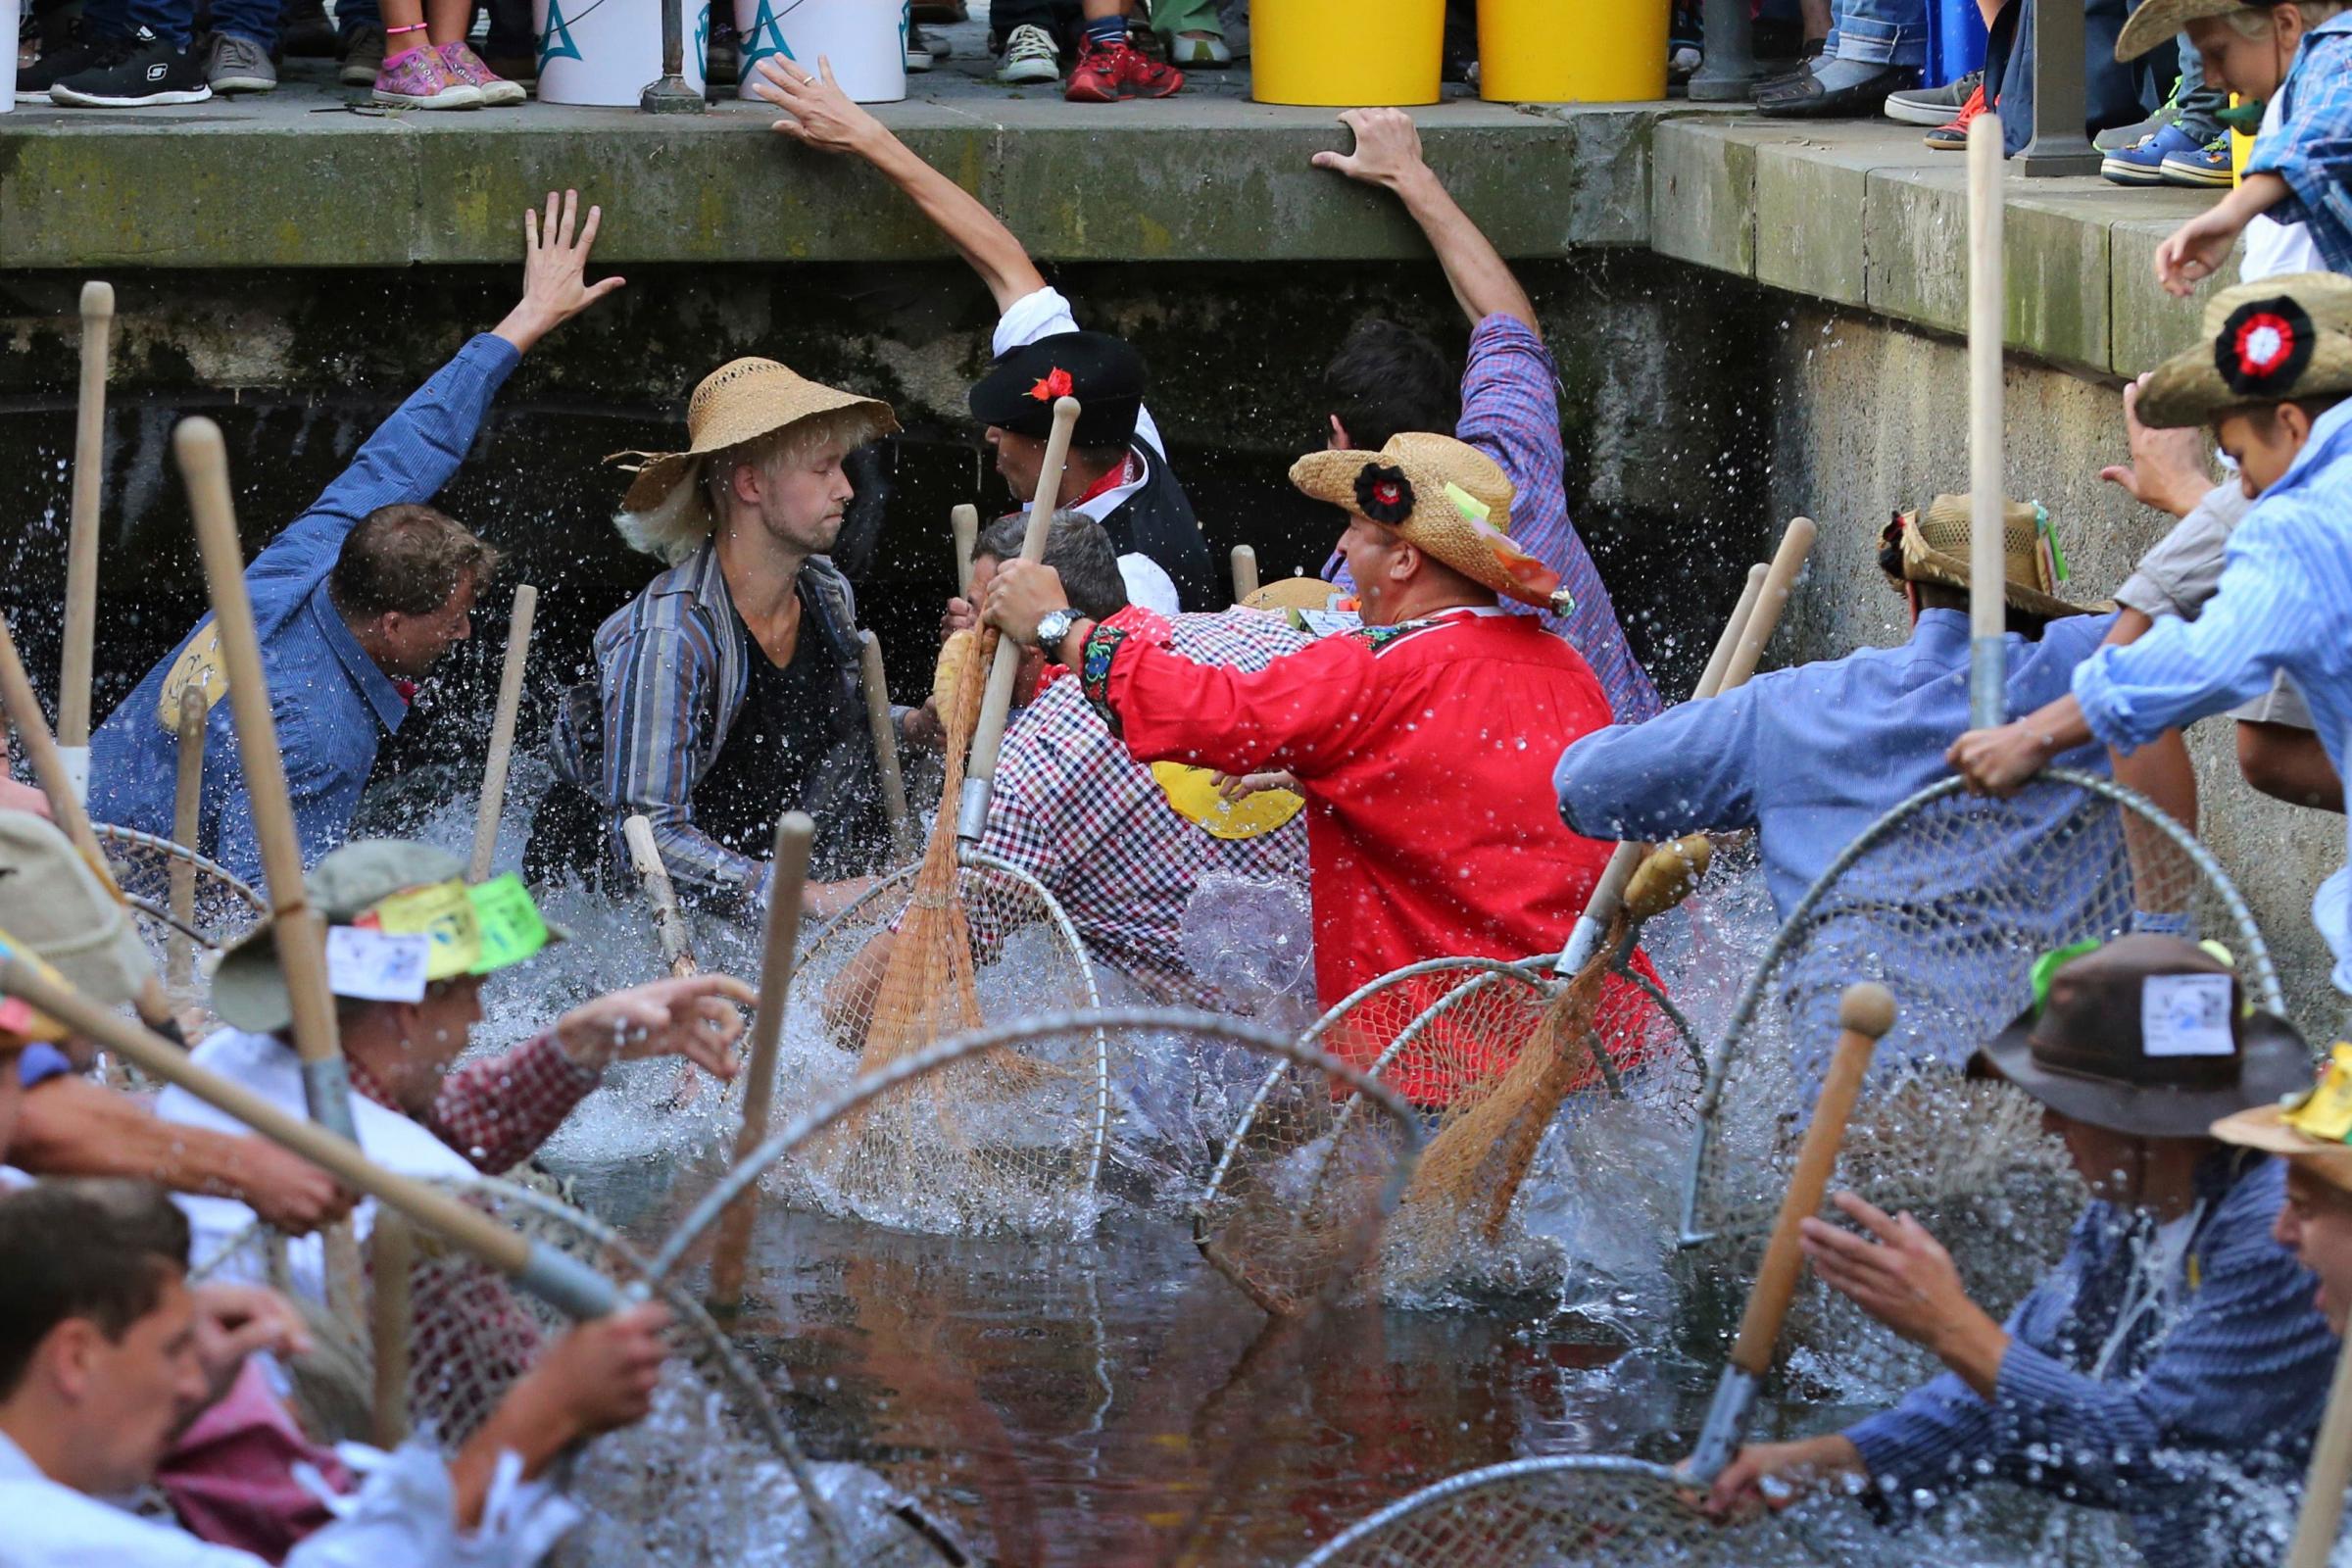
[982,609,1311,1005]
[1081,605,1656,1098]
[345,1032,601,1174]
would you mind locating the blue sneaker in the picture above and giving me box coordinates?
[2161,134,2236,188]
[2100,120,2207,186]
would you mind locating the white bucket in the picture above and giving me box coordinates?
[2,0,21,114]
[735,0,906,104]
[533,0,710,107]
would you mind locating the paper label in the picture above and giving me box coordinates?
[2141,972,2236,1058]
[324,926,430,1003]
[365,881,481,981]
[469,874,551,971]
[1298,609,1362,639]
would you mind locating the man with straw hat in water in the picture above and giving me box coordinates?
[1955,272,2352,1016]
[1710,935,2334,1568]
[982,432,1658,1097]
[1554,496,2179,1083]
[530,355,907,910]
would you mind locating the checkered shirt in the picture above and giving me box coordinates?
[345,1031,601,1175]
[980,609,1312,1004]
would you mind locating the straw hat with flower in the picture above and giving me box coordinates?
[1288,432,1567,612]
[607,357,898,564]
[1886,493,2097,619]
[2214,1043,2352,1197]
[2137,271,2352,430]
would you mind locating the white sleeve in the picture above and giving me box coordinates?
[284,1442,580,1568]
[993,287,1168,462]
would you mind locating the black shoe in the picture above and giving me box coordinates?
[1755,59,1915,118]
[16,28,107,99]
[48,26,213,104]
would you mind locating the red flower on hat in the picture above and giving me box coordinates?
[2216,296,2316,395]
[1029,368,1075,403]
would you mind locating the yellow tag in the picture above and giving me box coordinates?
[468,875,551,972]
[155,625,230,732]
[1151,762,1306,842]
[2285,1044,2352,1143]
[368,880,482,981]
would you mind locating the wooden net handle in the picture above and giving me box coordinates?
[467,584,536,883]
[1967,112,2007,671]
[707,811,814,1315]
[952,502,979,600]
[369,1211,416,1450]
[58,280,115,768]
[962,395,1080,830]
[1729,982,1896,1377]
[1696,564,1768,701]
[2290,1332,2352,1568]
[623,813,697,977]
[1230,544,1259,605]
[1623,835,1712,926]
[169,686,206,991]
[859,631,916,864]
[1716,516,1816,694]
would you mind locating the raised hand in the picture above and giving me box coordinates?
[1800,1191,2010,1396]
[753,55,885,158]
[2099,374,2213,518]
[496,188,625,353]
[1310,107,1430,191]
[553,971,756,1079]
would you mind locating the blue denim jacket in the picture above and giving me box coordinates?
[87,334,520,884]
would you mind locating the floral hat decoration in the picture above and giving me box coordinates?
[2139,271,2352,429]
[1288,432,1567,612]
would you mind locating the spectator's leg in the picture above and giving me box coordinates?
[2165,25,2224,139]
[991,0,1072,77]
[1756,0,1922,113]
[122,0,194,45]
[1152,0,1225,65]
[479,0,530,73]
[208,0,274,51]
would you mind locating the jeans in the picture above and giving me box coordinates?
[1825,0,1927,67]
[2170,26,2227,140]
[82,0,195,46]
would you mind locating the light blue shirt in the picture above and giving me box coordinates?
[2076,397,2352,994]
[87,335,519,884]
[1554,608,2122,1075]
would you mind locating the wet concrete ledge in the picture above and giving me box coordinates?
[1651,116,2236,380]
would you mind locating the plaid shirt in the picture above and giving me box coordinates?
[345,1031,600,1175]
[2245,13,2352,273]
[1325,315,1659,723]
[982,609,1311,1004]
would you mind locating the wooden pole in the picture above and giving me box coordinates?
[57,281,115,805]
[952,502,979,599]
[174,416,365,1325]
[1967,112,2009,730]
[956,395,1081,844]
[706,812,814,1319]
[169,686,206,993]
[1696,564,1769,701]
[368,1211,415,1450]
[859,631,916,865]
[2290,1331,2352,1568]
[1230,545,1259,605]
[467,585,536,883]
[623,814,698,977]
[1716,516,1817,693]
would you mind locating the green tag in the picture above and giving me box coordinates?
[2030,938,2104,1014]
[467,874,552,973]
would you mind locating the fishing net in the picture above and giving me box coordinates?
[194,1176,967,1568]
[88,821,267,979]
[1202,951,1704,1309]
[1679,766,2284,1394]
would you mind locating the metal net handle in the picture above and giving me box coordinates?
[89,821,269,912]
[653,1007,1426,1284]
[1293,1453,1689,1567]
[789,843,1113,1197]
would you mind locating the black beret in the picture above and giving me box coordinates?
[968,330,1147,448]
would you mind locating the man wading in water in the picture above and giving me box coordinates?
[530,359,910,910]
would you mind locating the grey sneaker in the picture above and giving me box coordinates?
[1883,69,1978,126]
[996,22,1058,83]
[2095,76,2183,150]
[338,23,385,85]
[206,30,276,92]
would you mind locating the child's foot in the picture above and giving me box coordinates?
[1065,37,1182,101]
[372,43,483,107]
[436,39,526,103]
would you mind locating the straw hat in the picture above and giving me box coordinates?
[1244,576,1347,613]
[2213,1099,2352,1196]
[2116,0,2265,60]
[2138,272,2352,430]
[608,357,898,560]
[1891,494,2097,618]
[1288,434,1564,611]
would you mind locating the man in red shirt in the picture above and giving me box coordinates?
[984,432,1645,1092]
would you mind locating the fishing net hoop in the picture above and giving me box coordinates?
[1676,763,2283,1248]
[1295,1452,1690,1567]
[89,821,269,953]
[799,845,1111,1199]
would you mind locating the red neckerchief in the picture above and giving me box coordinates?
[393,679,419,705]
[1070,448,1140,508]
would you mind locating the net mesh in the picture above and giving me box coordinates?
[89,821,267,996]
[1202,954,1703,1308]
[1681,766,2283,1394]
[195,1177,964,1568]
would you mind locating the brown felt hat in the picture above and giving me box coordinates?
[1972,933,2311,1137]
[1892,494,2098,619]
[1290,434,1567,612]
[607,357,898,560]
[2139,272,2352,429]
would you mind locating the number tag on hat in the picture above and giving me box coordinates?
[324,926,430,1003]
[470,874,552,971]
[366,880,482,981]
[2141,972,2235,1057]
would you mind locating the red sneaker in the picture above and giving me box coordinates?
[1064,37,1183,101]
[1921,81,1987,151]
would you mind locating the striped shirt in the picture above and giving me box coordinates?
[1845,1153,2333,1567]
[2074,396,2352,991]
[2244,13,2352,274]
[1325,315,1660,723]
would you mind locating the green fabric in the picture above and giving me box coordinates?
[1150,0,1222,42]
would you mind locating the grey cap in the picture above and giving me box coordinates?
[0,809,155,1007]
[212,840,467,1034]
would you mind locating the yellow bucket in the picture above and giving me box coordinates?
[1479,0,1668,103]
[1252,0,1443,106]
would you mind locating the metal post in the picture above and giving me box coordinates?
[1688,0,1761,102]
[638,0,704,113]
[2017,0,2098,175]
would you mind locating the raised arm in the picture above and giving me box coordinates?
[753,59,1046,312]
[1312,108,1538,335]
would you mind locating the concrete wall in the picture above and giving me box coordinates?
[1763,302,2341,1032]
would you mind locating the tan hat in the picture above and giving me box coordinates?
[2215,1043,2352,1195]
[607,357,898,561]
[2116,0,2258,60]
[0,809,154,1008]
[1288,434,1564,612]
[2139,272,2352,429]
[1891,494,2097,619]
[1243,576,1347,613]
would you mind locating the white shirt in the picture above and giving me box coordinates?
[0,1429,573,1568]
[993,286,1168,525]
[2244,95,2324,280]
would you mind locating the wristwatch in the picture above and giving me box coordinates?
[1035,608,1078,655]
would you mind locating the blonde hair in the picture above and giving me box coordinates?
[613,406,895,564]
[2225,0,2349,37]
